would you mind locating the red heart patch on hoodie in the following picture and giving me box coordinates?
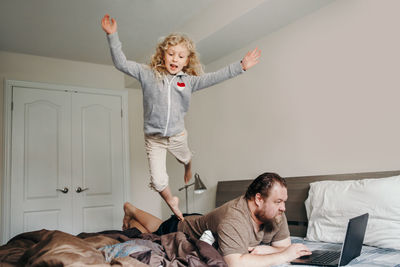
[177,82,185,87]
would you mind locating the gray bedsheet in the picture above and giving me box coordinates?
[273,237,400,267]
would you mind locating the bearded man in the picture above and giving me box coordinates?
[123,172,311,266]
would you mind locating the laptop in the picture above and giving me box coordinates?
[291,213,369,266]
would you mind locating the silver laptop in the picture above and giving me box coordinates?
[291,213,369,266]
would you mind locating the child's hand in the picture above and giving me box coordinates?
[101,14,117,34]
[241,47,261,71]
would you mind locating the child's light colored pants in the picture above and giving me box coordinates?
[144,129,192,192]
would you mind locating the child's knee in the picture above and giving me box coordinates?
[149,175,168,192]
[175,151,192,166]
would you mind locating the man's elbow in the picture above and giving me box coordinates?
[223,254,243,267]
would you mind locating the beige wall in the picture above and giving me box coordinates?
[167,0,400,215]
[2,0,400,222]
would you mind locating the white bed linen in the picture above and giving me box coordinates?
[304,175,400,250]
[272,237,400,267]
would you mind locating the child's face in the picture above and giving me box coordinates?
[164,43,189,75]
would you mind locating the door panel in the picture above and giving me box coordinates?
[82,205,114,232]
[71,93,124,234]
[24,210,61,232]
[83,104,113,195]
[11,87,72,237]
[4,81,129,243]
[25,100,60,198]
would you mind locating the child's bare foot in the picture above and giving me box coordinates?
[160,187,184,221]
[123,202,137,218]
[122,214,130,230]
[184,161,192,184]
[122,202,136,230]
[168,196,184,221]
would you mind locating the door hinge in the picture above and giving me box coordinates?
[11,102,14,111]
[121,109,123,117]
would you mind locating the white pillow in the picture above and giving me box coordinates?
[305,175,400,250]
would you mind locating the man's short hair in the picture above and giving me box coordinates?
[244,172,287,200]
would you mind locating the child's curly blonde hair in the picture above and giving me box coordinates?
[149,33,203,79]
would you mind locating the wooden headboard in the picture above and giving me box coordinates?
[216,170,400,237]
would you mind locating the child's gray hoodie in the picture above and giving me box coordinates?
[107,32,244,137]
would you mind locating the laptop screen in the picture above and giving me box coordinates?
[339,213,369,266]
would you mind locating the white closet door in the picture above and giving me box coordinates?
[71,93,125,234]
[10,87,72,237]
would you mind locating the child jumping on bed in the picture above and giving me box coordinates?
[101,14,261,221]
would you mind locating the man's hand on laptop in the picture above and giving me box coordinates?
[283,244,312,261]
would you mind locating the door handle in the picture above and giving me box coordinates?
[76,187,89,193]
[56,187,69,193]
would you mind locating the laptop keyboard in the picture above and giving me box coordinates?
[311,251,341,264]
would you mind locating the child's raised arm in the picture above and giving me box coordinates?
[189,47,261,92]
[240,47,261,71]
[101,14,117,35]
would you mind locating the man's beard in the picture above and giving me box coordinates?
[254,209,278,232]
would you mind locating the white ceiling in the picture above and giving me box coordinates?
[0,0,334,67]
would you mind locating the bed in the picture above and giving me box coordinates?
[1,170,400,266]
[0,220,227,267]
[216,170,400,266]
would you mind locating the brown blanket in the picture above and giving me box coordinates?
[0,229,227,267]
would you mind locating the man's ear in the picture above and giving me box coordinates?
[254,193,264,207]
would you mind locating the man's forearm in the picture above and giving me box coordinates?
[224,252,287,267]
[249,244,287,255]
[224,243,311,267]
